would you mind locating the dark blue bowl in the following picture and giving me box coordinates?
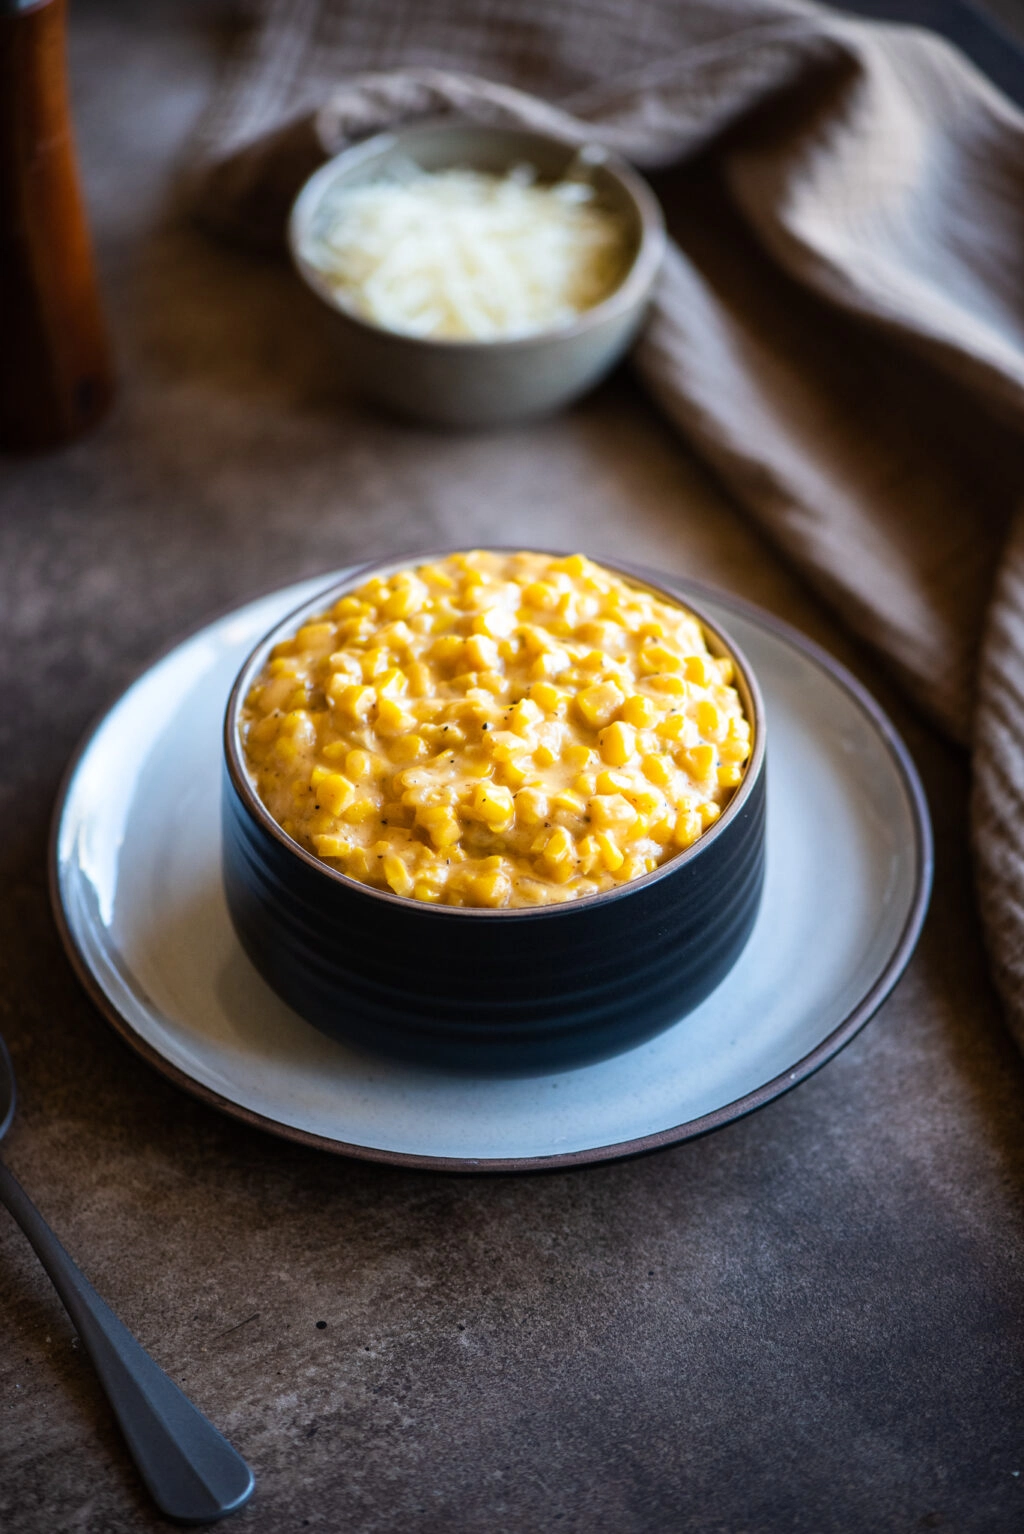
[222,554,766,1074]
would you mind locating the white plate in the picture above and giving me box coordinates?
[50,571,931,1171]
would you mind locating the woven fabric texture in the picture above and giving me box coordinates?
[189,0,1024,1045]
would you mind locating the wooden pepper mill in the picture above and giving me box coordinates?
[0,0,114,451]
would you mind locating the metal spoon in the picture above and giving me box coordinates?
[0,1032,255,1523]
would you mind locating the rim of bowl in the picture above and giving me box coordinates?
[224,548,767,922]
[286,121,667,353]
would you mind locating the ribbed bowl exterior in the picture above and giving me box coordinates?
[221,757,766,1075]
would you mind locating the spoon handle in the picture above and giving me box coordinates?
[0,1159,255,1523]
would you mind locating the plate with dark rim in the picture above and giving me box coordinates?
[50,567,931,1172]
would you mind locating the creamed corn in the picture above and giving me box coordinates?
[240,551,752,908]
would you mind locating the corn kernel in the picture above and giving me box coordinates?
[343,749,373,781]
[683,744,716,781]
[694,699,724,739]
[577,835,602,876]
[518,623,552,656]
[279,709,314,742]
[334,683,376,723]
[312,833,352,859]
[595,769,632,795]
[392,734,427,764]
[377,667,408,700]
[515,788,549,825]
[648,673,687,695]
[528,681,561,713]
[473,782,515,832]
[383,585,422,620]
[272,735,301,763]
[465,633,500,670]
[594,831,625,871]
[295,621,334,650]
[248,714,279,744]
[315,773,355,816]
[684,654,713,686]
[487,730,523,761]
[621,694,659,728]
[343,798,377,824]
[383,853,415,897]
[494,756,530,790]
[579,649,607,673]
[576,681,624,728]
[655,713,687,742]
[431,635,464,668]
[376,697,417,736]
[346,847,371,880]
[588,794,639,831]
[523,581,558,611]
[405,661,432,697]
[465,754,495,779]
[534,743,557,768]
[598,720,636,767]
[641,754,673,788]
[417,804,461,848]
[624,787,662,818]
[674,809,702,849]
[469,869,512,906]
[717,763,744,787]
[359,647,390,681]
[419,563,454,590]
[649,816,674,846]
[541,827,576,881]
[509,698,543,735]
[641,643,683,673]
[337,615,374,644]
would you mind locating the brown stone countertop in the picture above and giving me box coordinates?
[2,4,1023,1531]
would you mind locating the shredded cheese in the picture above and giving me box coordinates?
[302,163,630,341]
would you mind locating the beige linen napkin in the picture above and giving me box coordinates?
[190,0,1024,1045]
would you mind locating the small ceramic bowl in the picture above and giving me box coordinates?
[287,123,666,427]
[222,552,766,1074]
